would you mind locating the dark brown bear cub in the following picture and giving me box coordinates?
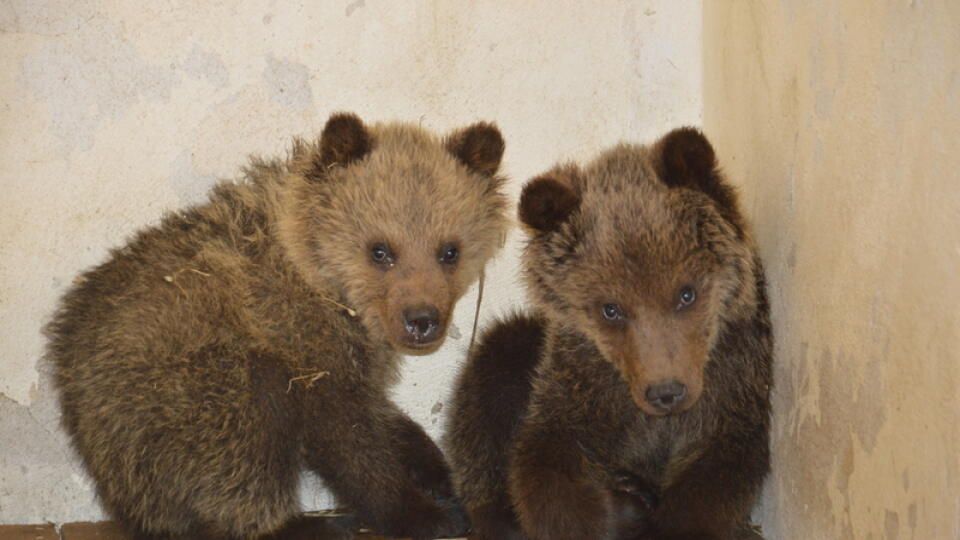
[47,112,509,539]
[445,128,772,540]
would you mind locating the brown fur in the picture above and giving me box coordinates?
[444,313,546,540]
[46,112,509,539]
[445,128,773,539]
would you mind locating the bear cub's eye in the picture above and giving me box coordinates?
[601,303,625,322]
[677,286,697,309]
[439,243,459,265]
[370,243,395,266]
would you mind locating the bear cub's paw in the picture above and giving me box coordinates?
[610,472,660,539]
[378,495,469,540]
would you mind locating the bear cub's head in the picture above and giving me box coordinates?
[519,128,756,416]
[280,113,509,354]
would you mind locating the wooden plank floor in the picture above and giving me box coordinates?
[0,524,59,540]
[0,520,468,539]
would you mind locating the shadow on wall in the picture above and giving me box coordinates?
[704,1,960,539]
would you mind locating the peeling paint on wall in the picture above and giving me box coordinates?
[19,16,178,152]
[263,55,314,111]
[0,363,101,523]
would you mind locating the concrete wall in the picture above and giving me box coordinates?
[0,1,703,524]
[704,1,960,538]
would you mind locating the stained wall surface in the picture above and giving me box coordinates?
[704,1,960,538]
[0,1,703,523]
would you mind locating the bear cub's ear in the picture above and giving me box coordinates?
[314,112,373,174]
[655,127,743,232]
[445,122,505,177]
[519,167,582,232]
[655,127,718,191]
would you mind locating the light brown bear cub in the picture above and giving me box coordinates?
[446,128,772,540]
[47,113,509,540]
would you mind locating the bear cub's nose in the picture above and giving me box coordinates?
[645,380,688,413]
[403,305,441,343]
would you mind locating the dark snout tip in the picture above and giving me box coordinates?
[402,305,441,343]
[644,380,688,414]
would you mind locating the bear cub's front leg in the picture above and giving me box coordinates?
[509,439,657,540]
[391,414,470,534]
[302,393,467,540]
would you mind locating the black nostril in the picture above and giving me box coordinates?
[645,380,688,412]
[402,305,441,341]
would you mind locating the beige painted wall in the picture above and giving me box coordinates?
[0,0,703,524]
[704,1,960,538]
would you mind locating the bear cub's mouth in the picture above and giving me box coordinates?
[397,334,446,355]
